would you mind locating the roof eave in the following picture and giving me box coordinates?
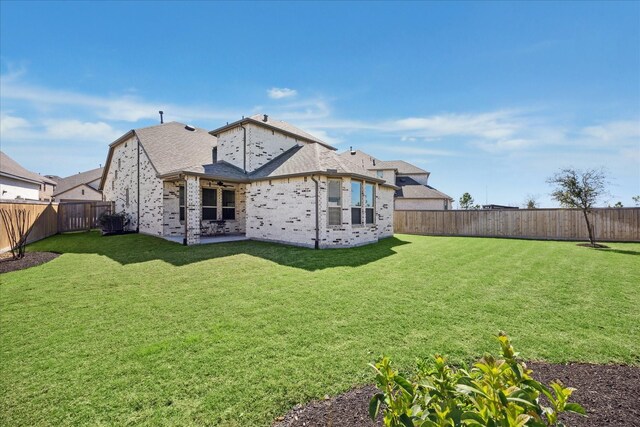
[0,171,45,186]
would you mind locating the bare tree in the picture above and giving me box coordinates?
[633,195,640,207]
[0,208,34,260]
[546,168,607,246]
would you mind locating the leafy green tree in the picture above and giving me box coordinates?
[547,167,607,246]
[633,195,640,207]
[524,194,539,209]
[613,201,623,208]
[459,192,475,210]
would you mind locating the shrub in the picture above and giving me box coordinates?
[369,332,585,426]
[98,211,130,233]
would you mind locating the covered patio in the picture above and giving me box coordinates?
[161,172,247,245]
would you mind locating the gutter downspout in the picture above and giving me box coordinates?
[240,124,247,174]
[135,133,140,233]
[310,175,319,249]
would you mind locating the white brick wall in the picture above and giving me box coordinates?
[217,123,307,173]
[246,176,394,248]
[102,135,163,235]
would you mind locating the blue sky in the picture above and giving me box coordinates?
[1,1,638,207]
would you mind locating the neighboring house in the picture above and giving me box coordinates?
[482,204,519,210]
[0,151,56,201]
[340,150,453,210]
[100,115,396,248]
[50,167,104,202]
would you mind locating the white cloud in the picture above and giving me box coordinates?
[43,120,122,142]
[581,120,640,143]
[0,113,30,137]
[390,111,522,140]
[267,87,298,99]
[474,138,534,153]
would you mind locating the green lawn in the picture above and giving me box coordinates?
[1,232,638,426]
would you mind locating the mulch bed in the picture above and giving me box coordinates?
[0,252,60,274]
[274,362,640,427]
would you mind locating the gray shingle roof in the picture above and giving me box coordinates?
[396,176,453,200]
[0,151,56,185]
[250,144,380,181]
[135,122,217,176]
[338,150,429,174]
[53,167,104,195]
[372,160,428,175]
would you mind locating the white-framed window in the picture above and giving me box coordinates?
[351,180,362,225]
[179,186,185,221]
[376,170,384,179]
[327,178,342,226]
[222,190,235,220]
[202,188,217,220]
[365,183,375,224]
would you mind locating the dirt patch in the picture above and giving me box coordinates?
[0,252,60,274]
[274,362,640,427]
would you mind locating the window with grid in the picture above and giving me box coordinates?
[365,183,375,224]
[327,179,342,226]
[351,181,362,225]
[179,186,185,221]
[222,190,235,220]
[202,188,217,220]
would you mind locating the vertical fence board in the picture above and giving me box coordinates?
[394,208,640,242]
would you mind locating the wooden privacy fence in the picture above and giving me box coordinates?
[394,208,640,242]
[0,201,59,252]
[58,201,114,232]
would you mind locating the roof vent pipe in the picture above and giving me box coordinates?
[159,111,164,124]
[350,146,356,155]
[263,114,268,122]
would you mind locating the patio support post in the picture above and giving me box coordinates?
[185,175,201,245]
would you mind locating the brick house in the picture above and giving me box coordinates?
[100,115,396,248]
[340,150,454,210]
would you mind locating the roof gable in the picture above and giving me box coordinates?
[210,114,336,150]
[54,167,104,195]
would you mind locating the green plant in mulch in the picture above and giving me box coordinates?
[370,332,586,427]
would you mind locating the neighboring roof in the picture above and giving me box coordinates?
[210,114,336,150]
[338,150,429,175]
[372,160,428,175]
[396,185,453,200]
[45,175,63,183]
[53,167,104,196]
[101,122,217,189]
[482,204,519,210]
[0,151,56,185]
[395,176,453,200]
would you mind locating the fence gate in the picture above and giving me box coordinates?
[58,201,114,232]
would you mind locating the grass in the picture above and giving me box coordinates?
[1,232,639,426]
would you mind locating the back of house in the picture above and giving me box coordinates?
[100,115,396,248]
